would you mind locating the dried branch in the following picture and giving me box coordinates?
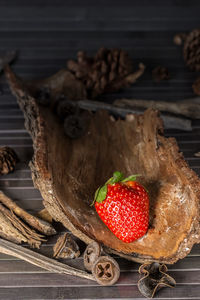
[114,98,200,119]
[0,203,45,248]
[0,191,56,236]
[71,99,192,131]
[0,238,95,281]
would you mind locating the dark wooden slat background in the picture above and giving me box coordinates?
[0,0,200,299]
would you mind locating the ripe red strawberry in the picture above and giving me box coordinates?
[93,172,149,243]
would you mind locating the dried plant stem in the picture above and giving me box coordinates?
[0,191,56,236]
[0,238,95,281]
[114,98,200,119]
[0,203,45,248]
[73,99,192,131]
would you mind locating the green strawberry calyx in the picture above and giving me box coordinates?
[92,171,141,205]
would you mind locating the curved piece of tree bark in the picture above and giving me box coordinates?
[5,66,200,264]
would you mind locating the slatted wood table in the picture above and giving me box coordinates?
[0,0,200,299]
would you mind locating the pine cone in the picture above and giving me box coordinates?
[183,29,200,71]
[192,77,200,96]
[67,48,144,99]
[0,146,18,175]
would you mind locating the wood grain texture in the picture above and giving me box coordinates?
[1,0,200,299]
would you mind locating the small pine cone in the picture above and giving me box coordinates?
[192,77,200,96]
[67,47,135,98]
[0,146,18,175]
[183,29,200,71]
[152,66,170,82]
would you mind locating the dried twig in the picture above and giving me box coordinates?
[71,99,192,131]
[114,97,200,119]
[0,238,95,281]
[0,191,56,236]
[0,203,45,248]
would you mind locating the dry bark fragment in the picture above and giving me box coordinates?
[5,65,200,264]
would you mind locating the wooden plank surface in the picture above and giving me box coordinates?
[0,0,200,299]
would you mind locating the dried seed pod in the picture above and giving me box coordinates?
[83,241,101,271]
[192,77,200,96]
[63,114,87,139]
[138,263,176,298]
[152,66,170,82]
[35,86,51,106]
[53,233,80,259]
[0,146,18,175]
[56,99,78,120]
[92,255,120,286]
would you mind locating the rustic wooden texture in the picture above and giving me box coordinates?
[1,0,200,299]
[5,66,200,265]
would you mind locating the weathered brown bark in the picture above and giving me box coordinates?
[5,66,200,264]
